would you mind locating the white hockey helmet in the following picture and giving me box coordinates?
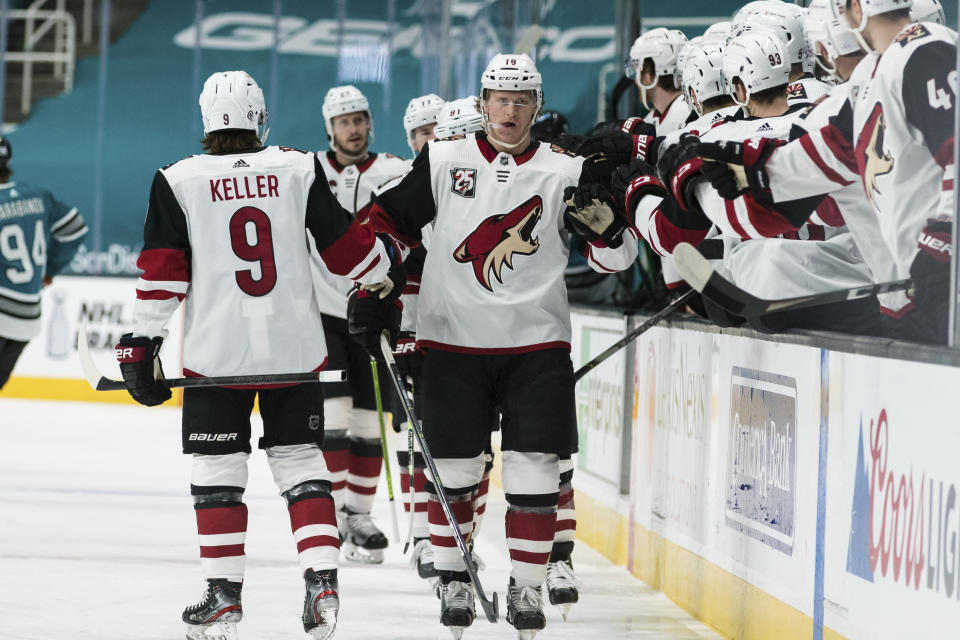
[403,93,445,152]
[911,0,944,23]
[805,0,862,81]
[830,0,913,53]
[729,1,777,41]
[723,30,791,108]
[627,28,688,89]
[702,21,732,47]
[322,85,373,152]
[675,36,704,91]
[479,53,543,147]
[683,45,729,115]
[199,70,268,140]
[739,2,812,73]
[434,96,485,138]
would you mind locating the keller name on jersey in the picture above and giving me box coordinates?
[210,175,279,202]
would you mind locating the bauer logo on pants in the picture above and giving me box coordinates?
[450,168,477,198]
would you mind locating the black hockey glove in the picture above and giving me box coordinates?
[610,158,663,214]
[115,334,171,407]
[656,133,704,213]
[347,289,403,361]
[563,183,629,248]
[696,137,783,202]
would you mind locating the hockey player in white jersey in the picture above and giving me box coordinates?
[353,54,639,639]
[312,85,412,563]
[692,0,957,341]
[114,71,404,640]
[0,135,87,389]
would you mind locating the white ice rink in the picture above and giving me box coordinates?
[0,398,721,640]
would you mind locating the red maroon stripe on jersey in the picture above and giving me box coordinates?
[944,178,954,191]
[880,301,916,319]
[196,505,248,535]
[653,211,710,252]
[506,510,557,542]
[934,137,955,170]
[200,544,245,558]
[818,125,859,175]
[724,199,750,239]
[417,340,571,355]
[431,535,459,548]
[136,288,185,302]
[403,283,420,295]
[806,224,826,241]
[288,497,336,532]
[137,247,190,283]
[814,196,845,227]
[367,203,420,248]
[320,219,379,276]
[800,135,854,186]
[509,549,551,565]
[295,535,340,553]
[353,254,382,280]
[742,194,797,238]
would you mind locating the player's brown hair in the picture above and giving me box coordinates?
[641,59,679,92]
[201,130,261,154]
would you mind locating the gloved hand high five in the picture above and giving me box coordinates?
[696,137,783,201]
[115,334,171,406]
[361,234,407,304]
[563,183,629,248]
[347,289,403,361]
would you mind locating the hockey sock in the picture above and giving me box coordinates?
[554,458,576,551]
[426,484,476,574]
[283,480,340,572]
[502,451,560,587]
[346,436,382,513]
[192,453,250,583]
[471,455,494,535]
[398,449,429,539]
[320,430,349,509]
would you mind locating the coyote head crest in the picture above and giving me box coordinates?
[858,103,894,209]
[453,195,543,291]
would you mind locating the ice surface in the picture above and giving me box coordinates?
[0,398,721,639]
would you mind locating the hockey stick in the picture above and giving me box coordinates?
[380,333,500,623]
[573,289,696,382]
[370,359,401,543]
[672,242,916,316]
[78,325,346,392]
[402,385,417,554]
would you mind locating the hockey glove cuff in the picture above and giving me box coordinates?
[347,289,403,361]
[611,158,665,218]
[657,133,705,212]
[696,137,783,202]
[564,184,629,248]
[115,334,171,407]
[361,234,408,305]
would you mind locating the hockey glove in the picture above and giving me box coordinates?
[696,137,782,202]
[360,234,407,305]
[347,289,403,361]
[115,334,171,407]
[610,158,664,215]
[564,183,629,248]
[656,133,704,213]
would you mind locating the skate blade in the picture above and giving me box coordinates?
[343,543,384,565]
[446,626,467,639]
[558,603,573,621]
[184,620,239,640]
[516,630,539,640]
[307,608,338,640]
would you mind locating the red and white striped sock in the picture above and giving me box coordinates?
[471,459,493,535]
[321,432,349,509]
[196,503,248,582]
[555,459,576,546]
[427,489,475,573]
[346,437,382,513]
[286,482,340,572]
[399,450,429,539]
[501,451,560,587]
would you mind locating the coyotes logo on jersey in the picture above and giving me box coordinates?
[453,195,542,292]
[856,103,895,208]
[787,82,808,101]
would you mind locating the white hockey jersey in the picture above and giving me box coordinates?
[310,152,411,318]
[132,146,391,378]
[787,76,831,107]
[370,133,639,353]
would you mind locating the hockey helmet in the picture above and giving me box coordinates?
[198,71,268,141]
[683,45,729,115]
[805,0,862,81]
[738,2,813,73]
[723,30,791,108]
[627,28,688,89]
[911,0,944,23]
[830,0,914,53]
[729,1,777,41]
[701,21,733,47]
[675,36,704,91]
[403,93,445,153]
[322,85,373,152]
[434,96,485,139]
[478,53,543,147]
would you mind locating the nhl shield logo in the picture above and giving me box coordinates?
[308,414,321,431]
[451,167,477,198]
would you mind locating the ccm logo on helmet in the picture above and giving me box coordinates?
[189,433,239,442]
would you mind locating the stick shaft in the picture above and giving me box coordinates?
[371,359,401,543]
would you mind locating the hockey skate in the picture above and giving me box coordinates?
[506,578,546,640]
[182,579,242,640]
[439,578,475,639]
[545,558,582,621]
[302,568,339,640]
[410,537,438,580]
[339,508,388,564]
